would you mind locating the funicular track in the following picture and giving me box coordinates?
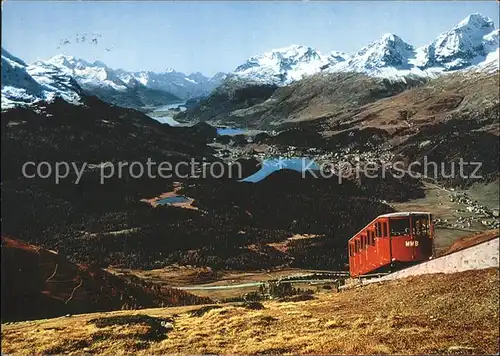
[341,236,499,290]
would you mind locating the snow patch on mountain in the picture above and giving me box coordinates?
[332,34,418,73]
[333,13,499,79]
[415,13,497,70]
[35,55,225,103]
[233,45,336,85]
[2,13,497,110]
[130,70,227,99]
[42,55,132,91]
[2,49,82,110]
[34,56,187,108]
[232,13,499,84]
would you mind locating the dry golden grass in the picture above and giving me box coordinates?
[2,268,498,355]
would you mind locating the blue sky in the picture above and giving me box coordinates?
[2,1,498,76]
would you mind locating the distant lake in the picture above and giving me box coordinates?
[241,158,319,183]
[153,102,187,112]
[148,102,187,126]
[217,128,247,136]
[156,195,191,205]
[151,116,182,126]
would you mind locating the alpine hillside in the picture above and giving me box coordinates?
[177,13,499,127]
[1,49,83,110]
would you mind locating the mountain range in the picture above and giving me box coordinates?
[35,55,227,108]
[1,48,83,110]
[1,51,227,110]
[1,13,498,111]
[233,13,499,84]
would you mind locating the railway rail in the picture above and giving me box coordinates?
[177,236,498,293]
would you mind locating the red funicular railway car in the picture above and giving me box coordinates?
[348,212,434,277]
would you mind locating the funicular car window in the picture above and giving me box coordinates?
[371,231,376,245]
[390,218,410,236]
[412,216,430,236]
[382,222,388,237]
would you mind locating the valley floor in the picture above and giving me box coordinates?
[391,181,499,254]
[2,268,498,355]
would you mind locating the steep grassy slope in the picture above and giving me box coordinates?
[175,77,278,126]
[181,69,497,135]
[2,268,498,354]
[320,70,499,134]
[254,70,498,143]
[177,72,425,128]
[1,236,212,322]
[235,72,426,128]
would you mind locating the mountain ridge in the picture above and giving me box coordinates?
[2,13,498,111]
[233,13,499,84]
[1,48,83,110]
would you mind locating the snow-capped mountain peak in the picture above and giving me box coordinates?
[187,72,208,84]
[39,55,143,92]
[234,44,330,85]
[35,54,227,101]
[129,70,225,99]
[45,54,90,70]
[417,13,497,70]
[236,44,323,69]
[2,48,28,67]
[2,13,498,110]
[209,72,228,83]
[232,13,498,84]
[457,12,494,30]
[270,44,318,58]
[2,49,82,110]
[333,33,415,73]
